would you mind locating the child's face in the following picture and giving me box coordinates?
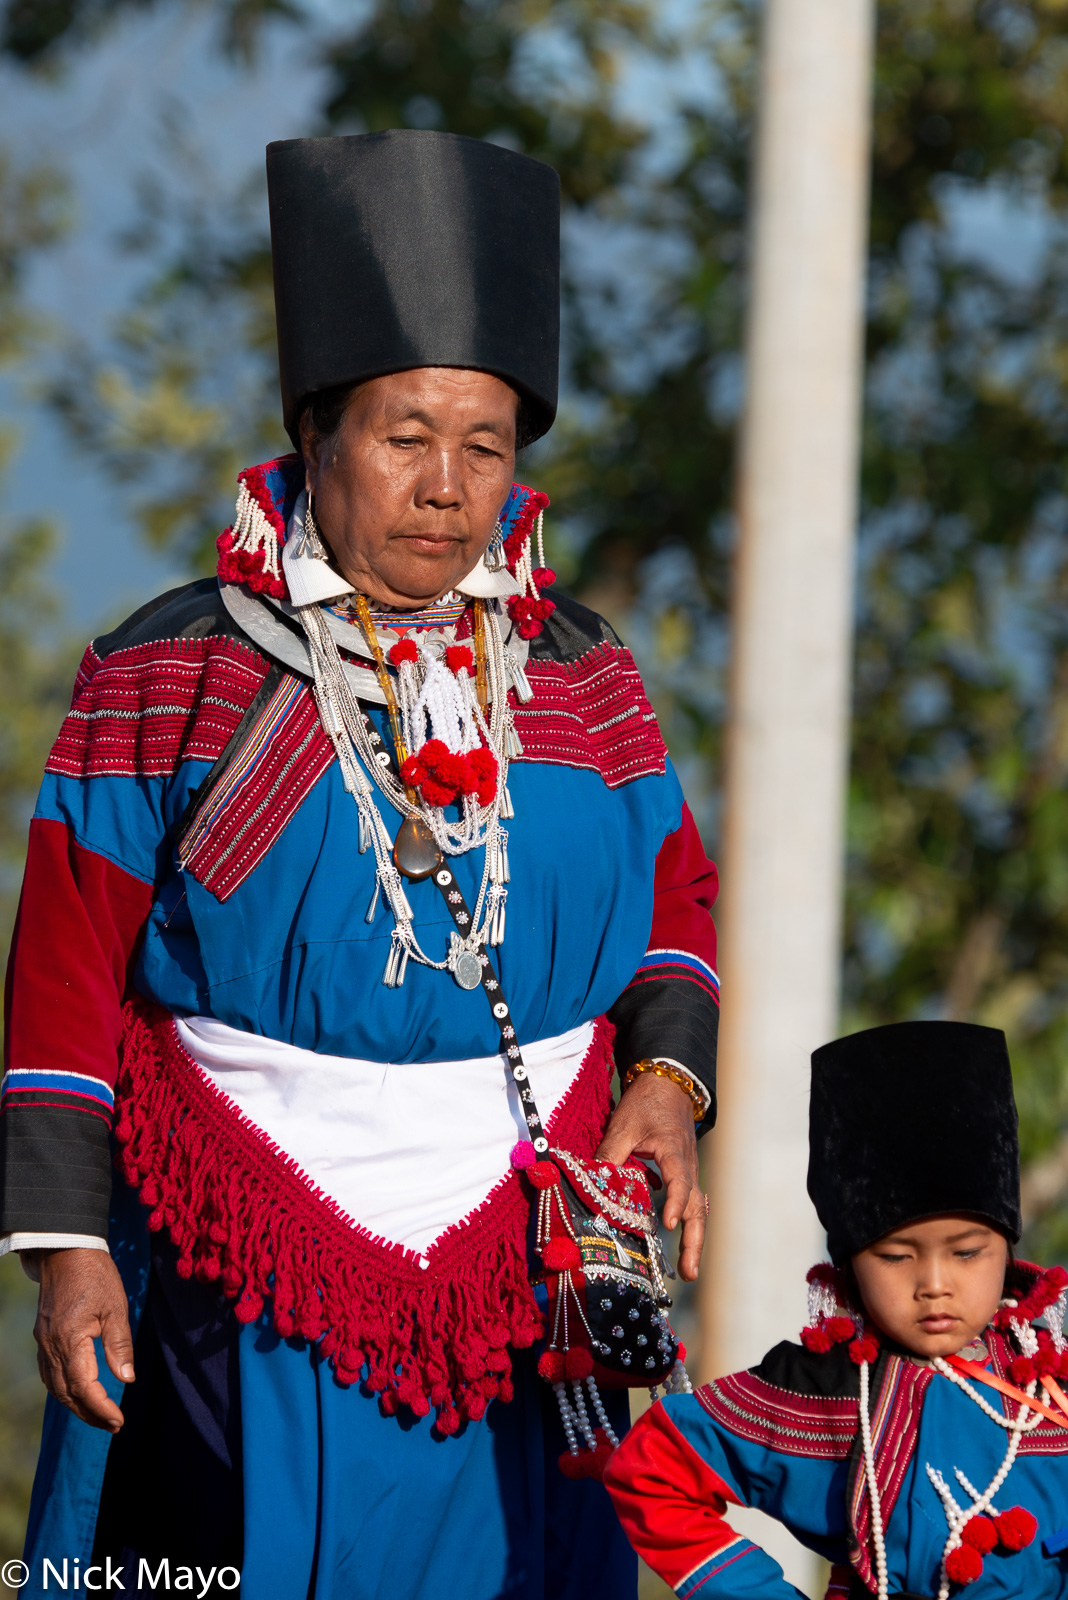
[851,1214,1008,1359]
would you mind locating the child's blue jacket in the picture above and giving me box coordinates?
[604,1274,1068,1599]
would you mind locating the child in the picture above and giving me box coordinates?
[603,1020,1068,1599]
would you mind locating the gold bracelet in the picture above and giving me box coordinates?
[621,1059,705,1122]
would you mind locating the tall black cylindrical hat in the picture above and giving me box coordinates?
[266,130,560,448]
[808,1021,1021,1262]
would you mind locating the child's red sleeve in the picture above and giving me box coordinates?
[603,1400,749,1591]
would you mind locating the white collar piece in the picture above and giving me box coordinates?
[282,491,521,608]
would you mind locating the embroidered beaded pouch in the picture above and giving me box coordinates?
[527,1147,681,1387]
[522,1144,688,1478]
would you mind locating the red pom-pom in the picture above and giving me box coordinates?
[961,1517,998,1554]
[445,645,475,675]
[557,1450,589,1480]
[532,567,557,588]
[467,747,498,781]
[542,1238,582,1272]
[477,779,496,806]
[538,1350,566,1383]
[417,739,451,774]
[801,1325,833,1353]
[677,1343,687,1362]
[1037,1345,1060,1376]
[420,779,455,808]
[454,755,482,796]
[995,1507,1038,1551]
[849,1337,879,1365]
[436,1406,460,1436]
[1058,1349,1068,1380]
[565,1348,594,1380]
[945,1546,984,1584]
[517,619,541,639]
[825,1317,856,1344]
[389,638,419,665]
[379,1389,397,1416]
[428,752,471,795]
[527,1160,560,1190]
[510,1141,536,1170]
[400,755,426,787]
[533,597,555,621]
[1008,1355,1037,1386]
[508,596,534,622]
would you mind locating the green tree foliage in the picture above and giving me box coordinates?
[0,150,78,1578]
[849,0,1068,1257]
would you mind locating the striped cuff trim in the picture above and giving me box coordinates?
[676,1539,756,1597]
[1,1069,115,1112]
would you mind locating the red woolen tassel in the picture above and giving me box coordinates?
[541,1238,582,1272]
[564,1348,593,1380]
[801,1325,833,1353]
[538,1350,566,1383]
[994,1507,1038,1551]
[1008,1354,1038,1386]
[961,1517,997,1554]
[848,1336,879,1365]
[444,645,475,675]
[557,1450,588,1480]
[527,1160,560,1190]
[945,1546,984,1584]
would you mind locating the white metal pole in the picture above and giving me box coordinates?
[699,4,875,1584]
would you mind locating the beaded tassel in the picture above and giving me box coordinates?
[216,478,286,598]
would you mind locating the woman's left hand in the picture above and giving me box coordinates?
[595,1073,705,1282]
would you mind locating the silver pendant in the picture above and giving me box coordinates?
[453,950,483,990]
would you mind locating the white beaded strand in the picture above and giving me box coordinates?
[858,1359,890,1600]
[295,598,518,980]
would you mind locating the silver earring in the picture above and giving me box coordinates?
[484,519,506,572]
[294,493,329,561]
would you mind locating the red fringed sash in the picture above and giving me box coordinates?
[114,999,615,1431]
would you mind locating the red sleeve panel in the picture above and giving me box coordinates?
[603,1401,749,1593]
[608,803,720,1128]
[1,818,155,1235]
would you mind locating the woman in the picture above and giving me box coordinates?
[0,130,720,1599]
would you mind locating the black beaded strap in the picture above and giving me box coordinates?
[350,695,549,1154]
[427,861,548,1154]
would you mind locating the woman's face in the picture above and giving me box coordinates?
[851,1214,1008,1359]
[300,367,518,609]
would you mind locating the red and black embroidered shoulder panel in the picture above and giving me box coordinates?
[696,1368,860,1461]
[515,641,667,788]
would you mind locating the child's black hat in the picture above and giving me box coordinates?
[808,1020,1021,1262]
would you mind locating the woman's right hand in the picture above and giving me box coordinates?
[30,1247,134,1431]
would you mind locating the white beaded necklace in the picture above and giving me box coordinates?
[295,596,518,986]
